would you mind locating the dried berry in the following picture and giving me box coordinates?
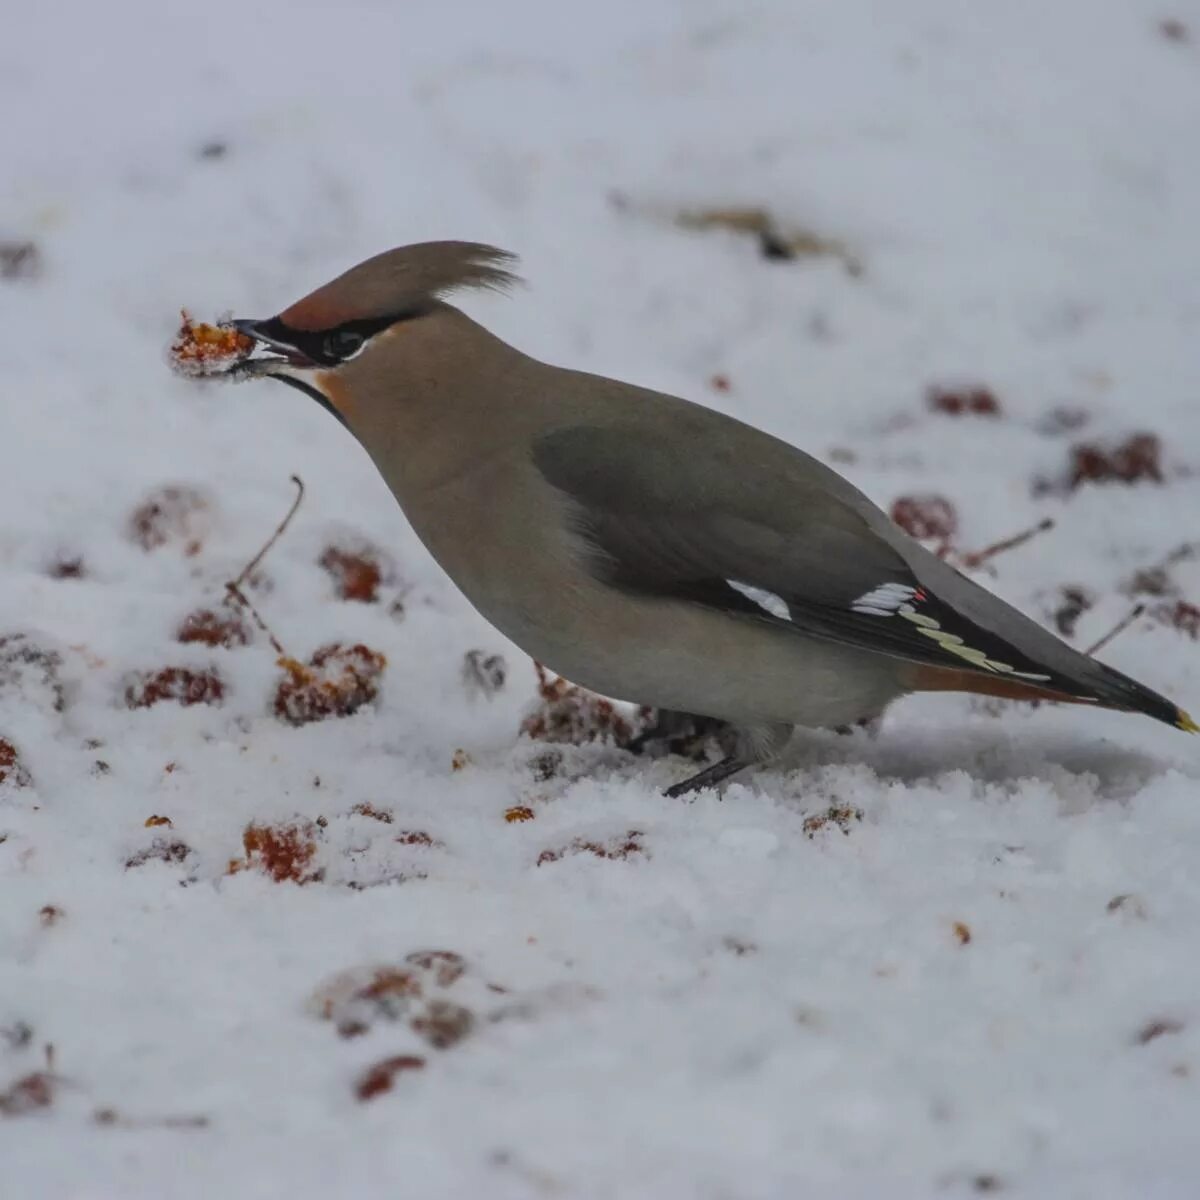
[537,830,645,866]
[394,830,437,847]
[232,820,323,884]
[802,805,863,838]
[462,649,507,698]
[350,802,393,823]
[1106,893,1148,919]
[128,485,212,555]
[124,667,224,709]
[1068,433,1163,489]
[0,739,31,789]
[520,663,644,748]
[0,1022,33,1051]
[405,950,466,988]
[46,556,85,580]
[528,749,563,780]
[1122,544,1197,600]
[1037,405,1090,435]
[1136,1018,1184,1045]
[1052,586,1094,638]
[176,607,252,648]
[0,633,66,714]
[0,241,40,282]
[411,1000,474,1050]
[168,311,255,378]
[0,1071,57,1116]
[318,541,394,603]
[355,1055,425,1101]
[722,937,756,956]
[927,385,1001,417]
[675,208,860,274]
[1153,600,1200,639]
[1126,567,1173,597]
[312,966,424,1037]
[125,838,192,869]
[890,494,958,542]
[273,644,386,726]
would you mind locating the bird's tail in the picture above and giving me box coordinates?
[916,655,1197,733]
[1082,658,1198,732]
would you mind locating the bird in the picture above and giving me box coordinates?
[228,241,1197,796]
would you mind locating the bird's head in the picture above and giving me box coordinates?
[232,241,520,426]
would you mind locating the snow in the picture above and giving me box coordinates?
[2,0,1200,1195]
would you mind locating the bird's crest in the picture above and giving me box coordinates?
[280,242,521,332]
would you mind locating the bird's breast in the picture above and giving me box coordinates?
[396,450,593,636]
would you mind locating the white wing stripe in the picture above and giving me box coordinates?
[727,580,791,620]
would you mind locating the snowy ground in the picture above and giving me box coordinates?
[3,1,1200,1195]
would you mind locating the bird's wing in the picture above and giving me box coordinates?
[531,423,1062,685]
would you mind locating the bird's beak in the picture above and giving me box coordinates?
[231,318,319,370]
[227,319,350,429]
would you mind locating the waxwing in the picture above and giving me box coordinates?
[231,241,1196,795]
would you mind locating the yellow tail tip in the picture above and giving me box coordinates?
[1177,709,1199,734]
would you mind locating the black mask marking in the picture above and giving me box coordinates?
[253,309,423,367]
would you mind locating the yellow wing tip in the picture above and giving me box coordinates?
[1177,709,1199,734]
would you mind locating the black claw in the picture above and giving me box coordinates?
[664,754,747,798]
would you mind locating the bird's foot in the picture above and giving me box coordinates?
[664,754,748,798]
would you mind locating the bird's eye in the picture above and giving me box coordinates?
[323,329,364,361]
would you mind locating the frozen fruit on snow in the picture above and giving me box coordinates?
[176,607,252,648]
[230,820,324,884]
[167,311,255,378]
[128,485,212,555]
[889,494,958,542]
[273,644,386,726]
[520,663,645,748]
[124,667,224,709]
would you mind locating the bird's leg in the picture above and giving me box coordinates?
[663,722,792,798]
[627,708,733,759]
[664,754,748,798]
[833,713,883,738]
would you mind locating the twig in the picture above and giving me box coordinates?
[1085,604,1146,657]
[222,475,305,659]
[960,518,1055,570]
[230,475,304,590]
[224,582,286,658]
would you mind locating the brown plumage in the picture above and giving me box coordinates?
[279,242,519,331]
[227,241,1196,795]
[911,664,1099,706]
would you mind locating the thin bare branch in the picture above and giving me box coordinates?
[1085,604,1146,657]
[960,518,1055,570]
[222,475,305,659]
[230,475,305,590]
[224,582,286,658]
